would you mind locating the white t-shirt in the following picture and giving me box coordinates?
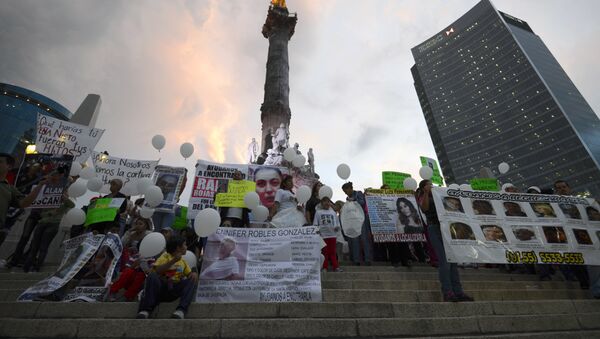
[275,189,297,212]
[313,208,339,239]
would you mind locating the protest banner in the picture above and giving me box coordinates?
[188,160,290,219]
[36,113,104,162]
[420,156,443,186]
[470,178,499,191]
[196,226,322,303]
[431,187,600,265]
[215,180,256,208]
[18,233,122,302]
[92,152,158,189]
[84,198,125,226]
[15,153,73,208]
[365,189,426,242]
[152,165,187,212]
[382,171,412,189]
[172,206,188,230]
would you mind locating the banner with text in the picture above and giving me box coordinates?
[92,152,158,190]
[152,165,187,212]
[84,198,125,226]
[365,189,426,243]
[15,153,73,208]
[196,226,322,303]
[215,180,257,208]
[381,171,412,190]
[36,113,105,162]
[18,233,122,301]
[432,187,600,265]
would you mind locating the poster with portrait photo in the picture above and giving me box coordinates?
[15,153,73,209]
[365,189,426,243]
[432,187,600,265]
[196,226,321,303]
[152,165,187,212]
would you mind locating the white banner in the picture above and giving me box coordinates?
[365,189,426,243]
[92,152,158,189]
[36,113,104,162]
[432,187,600,265]
[196,226,322,303]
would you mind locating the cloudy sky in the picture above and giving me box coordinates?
[1,0,599,202]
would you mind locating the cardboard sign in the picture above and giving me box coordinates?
[470,178,500,191]
[382,171,412,189]
[215,180,256,208]
[84,198,125,226]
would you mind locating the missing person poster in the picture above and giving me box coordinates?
[152,165,187,212]
[365,189,426,243]
[15,153,73,208]
[18,233,122,301]
[36,113,105,162]
[431,187,600,265]
[196,226,322,303]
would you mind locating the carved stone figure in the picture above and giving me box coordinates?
[247,138,258,164]
[307,148,314,173]
[273,123,289,152]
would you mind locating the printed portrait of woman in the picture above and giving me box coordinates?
[586,206,600,221]
[449,222,476,240]
[481,225,507,242]
[472,200,495,215]
[542,226,568,244]
[531,203,557,218]
[252,167,283,209]
[503,202,527,217]
[573,229,593,245]
[395,197,423,234]
[558,204,582,220]
[443,197,464,213]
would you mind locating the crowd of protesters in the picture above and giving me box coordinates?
[1,151,599,320]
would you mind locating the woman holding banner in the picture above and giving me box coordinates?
[417,180,473,303]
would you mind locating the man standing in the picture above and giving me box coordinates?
[341,182,372,266]
[0,153,48,250]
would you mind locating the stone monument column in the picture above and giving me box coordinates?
[260,2,297,154]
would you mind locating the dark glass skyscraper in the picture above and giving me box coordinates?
[411,0,600,196]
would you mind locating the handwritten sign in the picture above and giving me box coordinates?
[382,172,412,190]
[470,178,500,191]
[214,180,256,208]
[92,152,158,189]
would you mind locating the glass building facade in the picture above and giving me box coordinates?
[411,0,600,196]
[0,83,73,163]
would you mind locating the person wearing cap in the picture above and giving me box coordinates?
[0,153,50,251]
[341,182,372,266]
[502,183,519,193]
[526,186,541,194]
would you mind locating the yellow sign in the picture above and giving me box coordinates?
[214,180,256,208]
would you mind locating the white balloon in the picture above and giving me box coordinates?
[283,147,296,162]
[145,185,164,208]
[336,164,351,180]
[139,232,166,258]
[448,183,460,190]
[403,177,418,191]
[140,206,155,218]
[183,250,197,268]
[296,185,311,204]
[180,142,194,159]
[69,162,82,176]
[79,166,96,180]
[137,178,153,195]
[65,208,86,225]
[243,192,260,209]
[194,208,221,237]
[292,155,306,168]
[67,179,87,198]
[151,134,166,152]
[100,184,110,194]
[498,162,510,174]
[86,177,103,192]
[252,205,269,222]
[459,184,472,190]
[318,186,333,200]
[419,166,434,180]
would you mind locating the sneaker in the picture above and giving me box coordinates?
[136,311,149,319]
[171,309,185,319]
[333,268,344,272]
[455,293,474,302]
[442,292,460,302]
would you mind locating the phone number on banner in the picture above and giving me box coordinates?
[505,250,585,264]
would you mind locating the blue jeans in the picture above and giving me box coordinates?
[138,273,196,313]
[349,221,372,264]
[152,211,175,232]
[428,223,463,295]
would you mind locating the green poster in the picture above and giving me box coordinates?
[470,178,500,191]
[381,171,412,190]
[172,206,188,230]
[420,156,443,186]
[84,198,124,226]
